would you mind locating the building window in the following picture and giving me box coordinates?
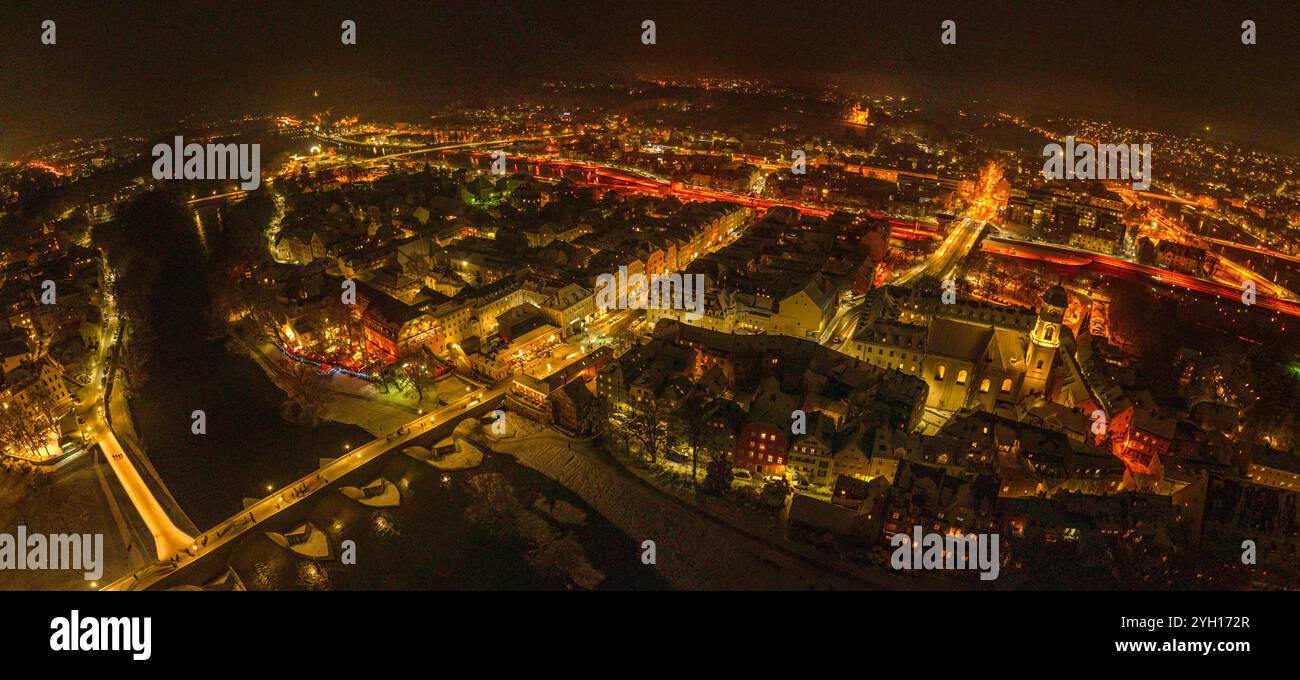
[956,370,968,386]
[935,365,946,380]
[1001,378,1012,393]
[979,378,991,393]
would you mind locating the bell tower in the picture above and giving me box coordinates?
[1022,285,1067,398]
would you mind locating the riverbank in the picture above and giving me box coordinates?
[479,413,896,590]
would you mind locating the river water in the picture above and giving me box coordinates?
[224,444,666,590]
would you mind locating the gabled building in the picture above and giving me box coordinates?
[1108,405,1176,477]
[788,410,838,486]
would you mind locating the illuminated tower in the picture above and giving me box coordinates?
[847,104,870,126]
[1021,284,1067,398]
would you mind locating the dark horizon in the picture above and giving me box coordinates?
[1,1,1298,160]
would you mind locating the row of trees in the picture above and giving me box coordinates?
[592,393,734,494]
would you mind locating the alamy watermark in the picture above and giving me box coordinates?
[0,526,103,580]
[595,267,705,321]
[152,136,261,190]
[1042,135,1151,190]
[890,525,1000,580]
[50,610,151,661]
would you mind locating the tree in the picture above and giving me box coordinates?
[625,397,671,464]
[240,279,290,344]
[24,382,66,440]
[590,396,623,452]
[117,325,153,393]
[267,359,326,426]
[374,364,407,395]
[700,454,734,496]
[393,357,429,402]
[311,294,364,357]
[675,393,716,487]
[0,400,56,460]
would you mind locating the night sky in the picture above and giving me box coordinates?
[1,0,1297,160]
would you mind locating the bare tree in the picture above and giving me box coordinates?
[0,401,55,460]
[684,399,717,487]
[626,398,671,464]
[24,382,67,438]
[237,279,290,344]
[398,354,439,403]
[374,364,407,395]
[267,359,327,426]
[590,396,625,454]
[311,295,365,356]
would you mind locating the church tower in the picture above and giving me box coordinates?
[1021,285,1068,398]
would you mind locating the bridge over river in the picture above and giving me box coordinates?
[103,383,509,590]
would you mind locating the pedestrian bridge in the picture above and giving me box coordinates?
[103,383,508,590]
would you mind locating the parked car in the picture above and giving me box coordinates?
[731,469,753,481]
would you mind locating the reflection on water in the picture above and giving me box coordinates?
[225,450,666,590]
[371,512,396,537]
[297,561,331,590]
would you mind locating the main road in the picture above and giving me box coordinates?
[983,236,1300,318]
[894,216,986,285]
[820,215,987,345]
[1116,188,1297,302]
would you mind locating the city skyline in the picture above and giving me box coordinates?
[1,1,1298,161]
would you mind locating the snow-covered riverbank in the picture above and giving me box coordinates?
[480,417,880,590]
